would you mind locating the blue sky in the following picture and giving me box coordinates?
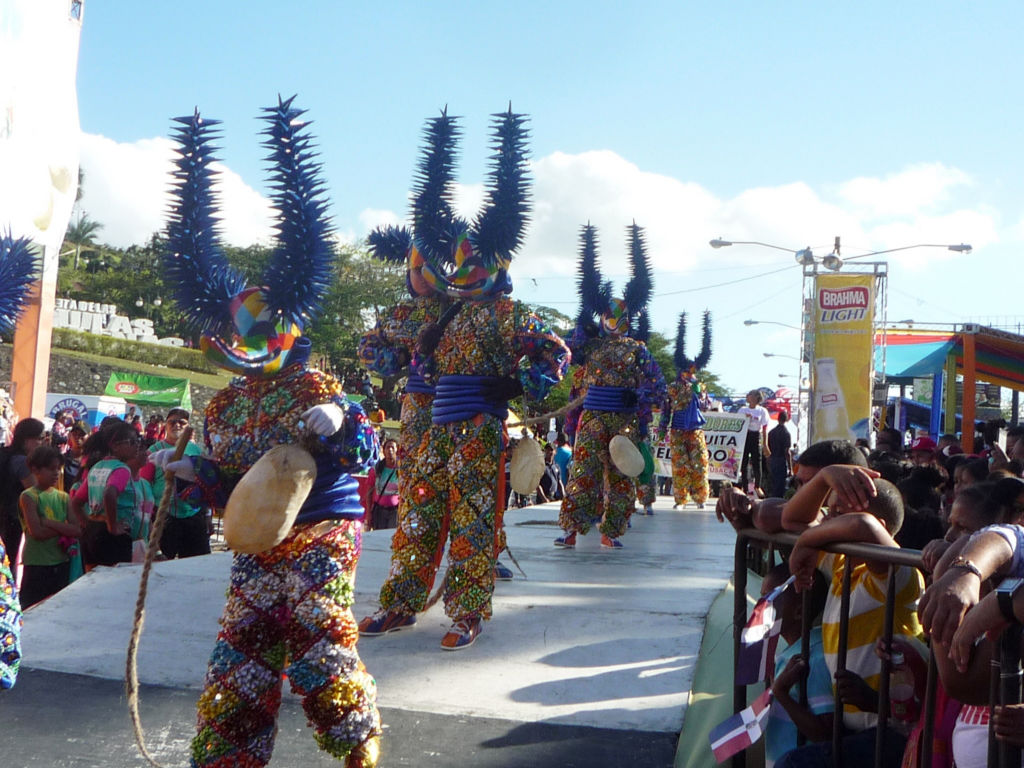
[69,1,1024,395]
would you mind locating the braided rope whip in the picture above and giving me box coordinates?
[126,426,193,768]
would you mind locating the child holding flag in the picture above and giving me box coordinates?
[779,466,927,768]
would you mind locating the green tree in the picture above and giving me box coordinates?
[696,369,727,398]
[526,303,575,337]
[61,213,104,271]
[645,331,674,379]
[304,243,406,369]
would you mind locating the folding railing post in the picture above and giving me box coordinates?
[874,565,897,768]
[988,653,999,768]
[999,625,1023,768]
[919,652,937,768]
[833,558,853,768]
[797,588,811,747]
[733,533,748,768]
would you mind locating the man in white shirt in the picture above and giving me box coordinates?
[738,389,771,493]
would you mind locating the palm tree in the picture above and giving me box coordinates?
[62,213,103,270]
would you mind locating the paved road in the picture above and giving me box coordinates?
[4,669,679,767]
[7,500,734,767]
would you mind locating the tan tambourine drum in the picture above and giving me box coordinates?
[223,444,317,554]
[509,436,546,496]
[609,434,644,477]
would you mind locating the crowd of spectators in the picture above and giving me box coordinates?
[717,426,1024,768]
[0,410,215,610]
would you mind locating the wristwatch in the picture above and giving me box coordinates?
[996,577,1024,625]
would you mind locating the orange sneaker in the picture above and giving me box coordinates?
[600,534,624,549]
[440,616,482,650]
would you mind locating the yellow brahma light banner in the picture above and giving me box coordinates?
[811,273,875,443]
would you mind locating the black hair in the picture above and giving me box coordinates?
[992,477,1024,524]
[958,458,990,485]
[82,420,136,468]
[26,444,62,471]
[1008,425,1024,440]
[897,467,943,516]
[870,458,908,486]
[747,389,763,403]
[105,420,138,445]
[798,439,868,469]
[865,478,905,535]
[954,482,1003,528]
[777,410,789,424]
[10,418,45,454]
[877,427,904,451]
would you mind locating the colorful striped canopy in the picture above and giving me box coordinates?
[874,327,1024,390]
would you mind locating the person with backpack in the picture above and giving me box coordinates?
[0,418,46,582]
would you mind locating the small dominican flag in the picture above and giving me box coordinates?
[735,575,793,685]
[708,688,773,763]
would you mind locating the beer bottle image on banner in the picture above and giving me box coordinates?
[813,358,852,441]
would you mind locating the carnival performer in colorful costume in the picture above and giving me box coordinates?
[659,312,712,510]
[556,224,666,549]
[356,114,454,636]
[156,99,381,768]
[365,108,569,650]
[0,231,35,691]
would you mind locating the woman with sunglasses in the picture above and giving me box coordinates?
[70,421,140,566]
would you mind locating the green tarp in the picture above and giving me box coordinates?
[104,372,192,410]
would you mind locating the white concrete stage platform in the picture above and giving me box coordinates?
[18,499,735,738]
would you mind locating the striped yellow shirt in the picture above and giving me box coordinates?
[817,551,927,732]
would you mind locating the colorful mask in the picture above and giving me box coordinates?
[420,230,512,300]
[601,297,629,336]
[200,287,309,377]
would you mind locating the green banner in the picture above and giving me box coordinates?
[104,372,192,410]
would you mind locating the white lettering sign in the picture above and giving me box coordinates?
[53,298,183,345]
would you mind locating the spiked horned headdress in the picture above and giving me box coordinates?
[573,221,653,340]
[366,108,461,297]
[413,106,531,300]
[163,96,334,377]
[674,310,712,379]
[0,231,39,334]
[623,222,653,342]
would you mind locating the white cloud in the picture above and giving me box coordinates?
[79,132,274,248]
[70,132,1011,393]
[358,207,400,232]
[836,163,973,219]
[524,150,720,278]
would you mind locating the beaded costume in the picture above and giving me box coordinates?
[419,299,568,623]
[558,224,666,543]
[659,312,712,508]
[0,540,21,689]
[559,333,664,537]
[365,109,569,649]
[356,114,457,619]
[161,99,380,767]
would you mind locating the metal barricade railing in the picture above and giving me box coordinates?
[730,529,939,768]
[730,528,1024,767]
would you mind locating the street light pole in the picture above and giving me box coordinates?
[715,237,972,449]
